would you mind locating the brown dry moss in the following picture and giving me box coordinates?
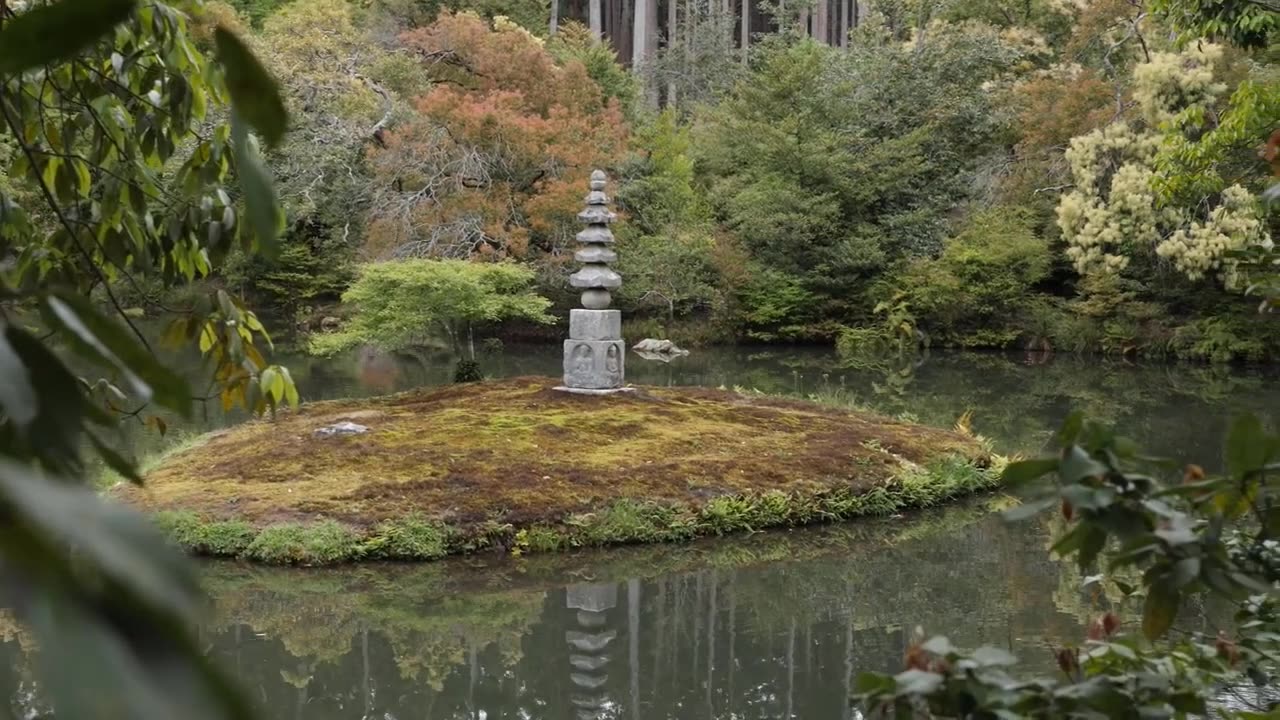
[121,377,996,564]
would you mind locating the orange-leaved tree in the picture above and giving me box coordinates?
[364,12,629,267]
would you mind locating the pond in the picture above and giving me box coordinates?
[5,344,1280,718]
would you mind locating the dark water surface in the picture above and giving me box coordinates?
[6,345,1280,718]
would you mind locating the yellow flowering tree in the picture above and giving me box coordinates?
[1055,42,1274,285]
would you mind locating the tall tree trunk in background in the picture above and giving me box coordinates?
[799,5,809,36]
[620,0,634,67]
[550,0,560,35]
[646,0,659,107]
[840,0,852,45]
[590,0,603,38]
[633,0,650,90]
[815,0,828,43]
[666,0,677,105]
[740,0,748,61]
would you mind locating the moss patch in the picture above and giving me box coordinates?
[122,377,996,565]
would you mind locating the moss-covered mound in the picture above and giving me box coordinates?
[122,377,997,565]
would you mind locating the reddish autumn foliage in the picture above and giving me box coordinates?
[999,67,1115,203]
[364,12,629,262]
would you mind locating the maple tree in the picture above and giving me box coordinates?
[363,12,629,265]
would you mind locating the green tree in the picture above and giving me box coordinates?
[310,259,555,361]
[616,230,722,325]
[891,208,1054,347]
[695,26,1026,336]
[224,0,429,318]
[0,0,292,717]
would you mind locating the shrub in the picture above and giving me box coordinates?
[153,512,256,557]
[366,515,450,559]
[893,208,1053,347]
[245,521,363,565]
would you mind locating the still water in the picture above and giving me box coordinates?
[6,344,1280,718]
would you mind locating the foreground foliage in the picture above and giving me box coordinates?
[0,0,292,717]
[855,413,1280,718]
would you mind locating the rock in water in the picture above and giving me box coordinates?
[313,421,370,438]
[632,338,689,357]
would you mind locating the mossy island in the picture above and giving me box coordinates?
[121,377,998,565]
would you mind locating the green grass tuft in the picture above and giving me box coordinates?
[153,511,256,556]
[363,514,450,560]
[245,521,363,565]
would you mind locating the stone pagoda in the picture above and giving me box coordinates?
[557,170,629,394]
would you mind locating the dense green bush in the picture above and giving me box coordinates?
[893,209,1053,347]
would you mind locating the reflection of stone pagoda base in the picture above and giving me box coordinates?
[553,386,637,395]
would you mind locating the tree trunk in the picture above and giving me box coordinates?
[815,0,828,43]
[550,0,560,35]
[839,0,849,45]
[644,0,659,107]
[590,0,603,38]
[666,0,677,105]
[633,0,649,69]
[739,0,748,61]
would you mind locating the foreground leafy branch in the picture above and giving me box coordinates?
[856,413,1280,718]
[0,0,295,717]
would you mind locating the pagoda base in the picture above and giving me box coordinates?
[552,386,637,396]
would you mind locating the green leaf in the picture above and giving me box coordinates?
[214,28,287,148]
[1172,556,1200,587]
[0,0,136,75]
[1142,581,1179,640]
[1226,414,1271,479]
[6,326,88,469]
[0,327,37,426]
[1057,411,1085,446]
[893,669,944,695]
[281,367,299,408]
[88,431,143,485]
[41,293,190,416]
[969,646,1016,667]
[230,115,283,259]
[921,636,954,655]
[0,459,199,618]
[1001,458,1058,487]
[1077,523,1107,570]
[854,672,897,695]
[1060,446,1108,484]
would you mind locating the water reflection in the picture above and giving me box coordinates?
[0,500,1161,720]
[174,501,1192,719]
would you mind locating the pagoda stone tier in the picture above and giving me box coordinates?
[558,170,632,394]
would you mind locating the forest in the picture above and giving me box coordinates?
[83,0,1277,363]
